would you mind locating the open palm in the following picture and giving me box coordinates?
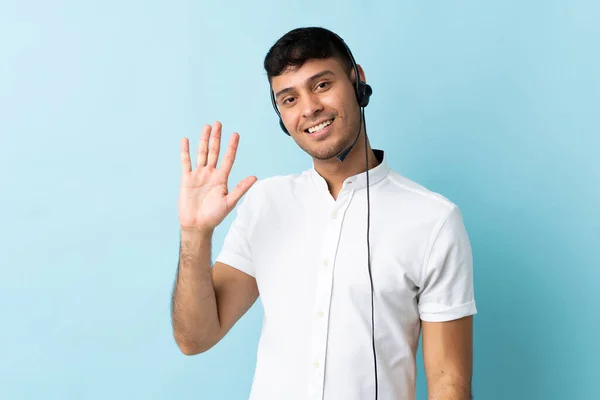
[178,121,257,232]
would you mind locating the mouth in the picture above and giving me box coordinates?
[304,118,334,138]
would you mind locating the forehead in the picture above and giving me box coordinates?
[270,58,346,92]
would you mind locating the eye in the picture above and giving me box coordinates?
[316,81,330,90]
[282,96,296,105]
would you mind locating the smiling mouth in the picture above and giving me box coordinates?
[305,118,334,134]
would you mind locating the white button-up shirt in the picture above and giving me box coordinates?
[216,149,477,400]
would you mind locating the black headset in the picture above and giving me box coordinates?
[269,31,379,400]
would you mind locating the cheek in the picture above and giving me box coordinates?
[281,111,297,126]
[324,90,353,117]
[321,93,341,111]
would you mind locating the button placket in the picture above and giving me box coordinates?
[308,225,329,399]
[308,195,353,399]
[309,273,330,398]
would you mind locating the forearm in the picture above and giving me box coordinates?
[171,229,220,354]
[428,377,472,400]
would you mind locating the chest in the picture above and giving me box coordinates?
[250,195,426,320]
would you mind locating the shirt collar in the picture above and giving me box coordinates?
[309,149,390,192]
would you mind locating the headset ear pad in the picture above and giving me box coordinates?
[357,80,373,108]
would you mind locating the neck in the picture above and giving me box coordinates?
[313,131,380,199]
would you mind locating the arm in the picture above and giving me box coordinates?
[422,316,473,400]
[172,121,258,355]
[171,229,258,355]
[417,204,477,399]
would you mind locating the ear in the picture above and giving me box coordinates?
[355,63,367,83]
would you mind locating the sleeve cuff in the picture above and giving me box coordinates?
[214,251,255,278]
[419,300,477,322]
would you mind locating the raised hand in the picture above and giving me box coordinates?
[178,121,257,233]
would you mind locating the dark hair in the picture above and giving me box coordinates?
[263,27,354,82]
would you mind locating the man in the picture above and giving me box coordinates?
[171,27,477,400]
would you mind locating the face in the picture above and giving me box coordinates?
[271,58,363,161]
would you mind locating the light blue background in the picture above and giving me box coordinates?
[1,1,598,399]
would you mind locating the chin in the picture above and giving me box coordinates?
[306,140,349,161]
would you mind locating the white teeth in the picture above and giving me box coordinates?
[308,119,333,134]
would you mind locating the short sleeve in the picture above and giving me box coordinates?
[417,204,477,322]
[214,183,260,278]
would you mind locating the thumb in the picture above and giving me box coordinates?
[226,176,258,210]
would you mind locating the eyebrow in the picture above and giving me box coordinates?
[274,70,335,100]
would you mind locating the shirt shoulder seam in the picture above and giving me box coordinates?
[385,172,454,208]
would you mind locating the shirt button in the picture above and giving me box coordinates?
[331,211,337,219]
[316,311,324,318]
[323,258,329,266]
[313,361,320,368]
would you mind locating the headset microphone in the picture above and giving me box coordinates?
[269,31,378,400]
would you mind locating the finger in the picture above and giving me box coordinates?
[196,124,211,168]
[181,137,191,174]
[226,176,258,211]
[206,121,222,168]
[219,132,239,178]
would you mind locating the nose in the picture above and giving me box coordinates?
[300,92,323,119]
